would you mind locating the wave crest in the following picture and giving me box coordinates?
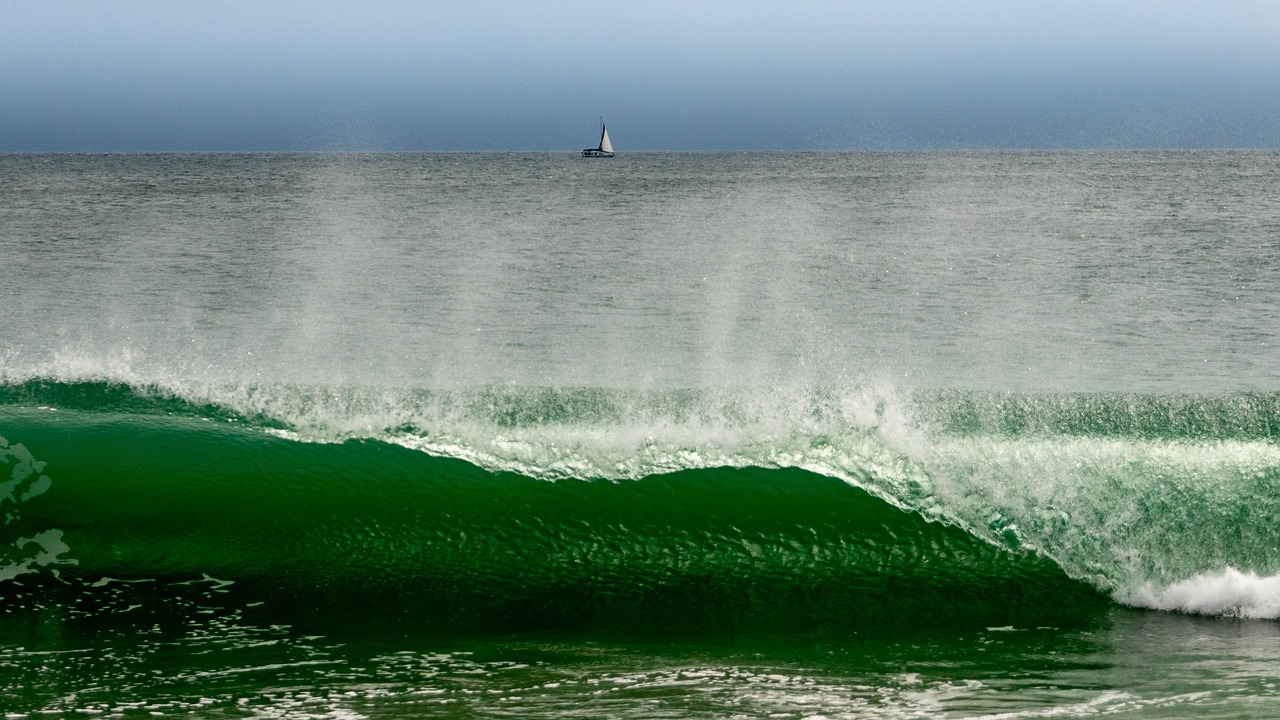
[5,377,1280,622]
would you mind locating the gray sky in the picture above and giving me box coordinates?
[4,0,1279,151]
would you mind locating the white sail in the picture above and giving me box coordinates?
[582,118,615,157]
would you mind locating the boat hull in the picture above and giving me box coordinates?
[582,149,615,157]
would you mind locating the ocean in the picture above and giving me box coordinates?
[2,151,1279,718]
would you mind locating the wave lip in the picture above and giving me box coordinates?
[1124,568,1280,620]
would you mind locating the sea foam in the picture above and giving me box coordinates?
[1124,567,1280,619]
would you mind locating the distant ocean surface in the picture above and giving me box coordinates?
[3,151,1279,718]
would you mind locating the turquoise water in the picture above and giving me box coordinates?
[3,152,1280,717]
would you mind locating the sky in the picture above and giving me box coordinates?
[3,0,1279,151]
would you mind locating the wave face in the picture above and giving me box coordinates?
[5,378,1279,634]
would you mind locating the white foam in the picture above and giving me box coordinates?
[1123,567,1280,619]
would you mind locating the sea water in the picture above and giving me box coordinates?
[2,151,1279,718]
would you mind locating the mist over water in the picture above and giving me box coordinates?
[5,152,1278,392]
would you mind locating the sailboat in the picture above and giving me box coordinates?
[582,118,615,157]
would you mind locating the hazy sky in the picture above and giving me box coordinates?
[4,0,1279,151]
